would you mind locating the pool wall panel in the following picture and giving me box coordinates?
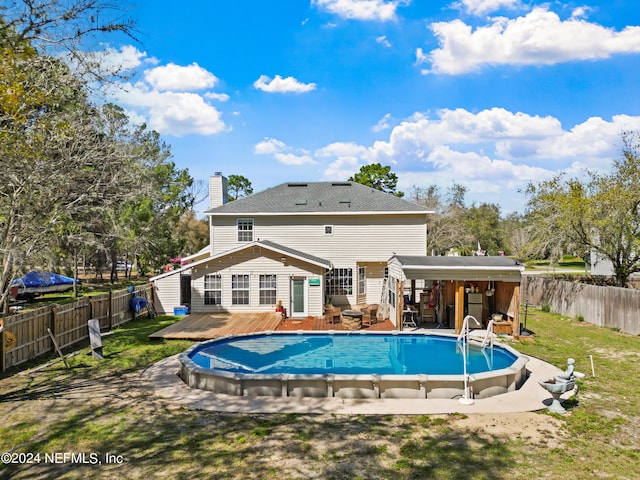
[178,333,529,401]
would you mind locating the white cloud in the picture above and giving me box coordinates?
[322,156,362,179]
[316,141,369,159]
[274,153,316,165]
[254,138,287,155]
[424,145,551,187]
[80,45,157,78]
[373,108,562,158]
[454,0,521,16]
[107,45,157,71]
[204,92,230,102]
[111,82,227,137]
[254,138,317,165]
[571,7,593,19]
[103,53,230,137]
[312,108,640,211]
[144,62,218,91]
[372,113,393,132]
[316,142,371,180]
[264,107,640,212]
[421,7,640,74]
[312,0,405,22]
[253,74,317,93]
[533,115,640,160]
[376,35,392,47]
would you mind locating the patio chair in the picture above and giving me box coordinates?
[324,305,341,324]
[361,304,378,327]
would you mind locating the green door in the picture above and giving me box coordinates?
[291,278,306,316]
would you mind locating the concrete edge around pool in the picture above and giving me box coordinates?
[141,335,573,415]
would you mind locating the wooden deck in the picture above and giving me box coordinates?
[149,312,396,340]
[149,312,284,340]
[277,316,395,331]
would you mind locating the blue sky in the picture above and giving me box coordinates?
[102,0,640,215]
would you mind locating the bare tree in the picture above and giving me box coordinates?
[1,0,136,82]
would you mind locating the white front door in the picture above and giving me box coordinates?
[290,277,307,317]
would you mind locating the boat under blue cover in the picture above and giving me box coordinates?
[12,270,80,298]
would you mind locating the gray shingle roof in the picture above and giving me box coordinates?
[392,256,524,282]
[394,256,523,269]
[257,240,331,268]
[205,182,431,214]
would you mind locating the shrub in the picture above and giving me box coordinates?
[541,303,551,312]
[576,314,585,322]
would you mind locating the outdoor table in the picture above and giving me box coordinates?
[341,310,363,330]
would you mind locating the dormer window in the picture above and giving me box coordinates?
[237,219,253,242]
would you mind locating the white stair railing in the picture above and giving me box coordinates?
[457,315,477,405]
[480,319,495,349]
[456,315,478,344]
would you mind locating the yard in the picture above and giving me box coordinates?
[1,309,638,479]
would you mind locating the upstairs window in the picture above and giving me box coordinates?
[237,219,253,242]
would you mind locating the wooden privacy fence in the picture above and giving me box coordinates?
[521,275,640,335]
[0,284,155,371]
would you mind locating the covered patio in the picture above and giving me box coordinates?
[386,256,525,336]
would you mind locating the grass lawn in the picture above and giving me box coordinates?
[1,310,639,479]
[524,255,587,272]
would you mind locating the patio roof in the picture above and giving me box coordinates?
[391,255,524,282]
[150,240,331,282]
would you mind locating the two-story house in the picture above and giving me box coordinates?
[151,173,431,318]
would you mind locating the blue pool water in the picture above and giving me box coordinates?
[188,333,518,376]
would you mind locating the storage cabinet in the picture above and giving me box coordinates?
[420,291,435,323]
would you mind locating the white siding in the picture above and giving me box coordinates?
[387,257,406,282]
[190,247,325,316]
[361,262,387,305]
[208,213,425,308]
[153,274,182,314]
[209,214,427,262]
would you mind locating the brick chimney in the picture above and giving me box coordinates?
[209,172,228,209]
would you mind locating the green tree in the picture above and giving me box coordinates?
[227,174,253,201]
[447,183,467,209]
[349,163,404,197]
[0,38,128,309]
[176,211,210,256]
[501,212,536,258]
[1,0,135,83]
[462,203,504,255]
[409,183,472,255]
[526,131,640,286]
[0,0,136,309]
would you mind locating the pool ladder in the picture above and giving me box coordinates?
[456,316,495,350]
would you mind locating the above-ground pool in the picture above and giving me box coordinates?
[179,331,528,400]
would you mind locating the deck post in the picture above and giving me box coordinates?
[512,284,520,338]
[454,281,465,334]
[108,290,113,329]
[0,324,6,372]
[398,280,405,330]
